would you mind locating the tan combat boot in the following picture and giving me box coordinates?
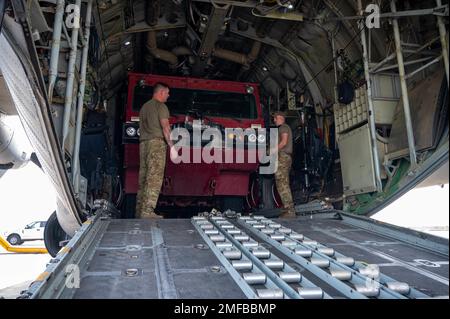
[141,208,163,219]
[279,206,296,219]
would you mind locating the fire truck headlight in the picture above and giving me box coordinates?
[137,128,140,136]
[126,126,137,137]
[248,133,257,143]
[257,133,266,143]
[246,86,254,94]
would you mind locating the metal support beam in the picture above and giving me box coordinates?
[48,0,65,104]
[436,0,449,86]
[375,56,438,73]
[370,36,440,73]
[358,0,382,192]
[62,0,81,154]
[390,0,417,167]
[322,5,448,21]
[72,0,92,196]
[331,32,339,105]
[198,4,230,59]
[405,55,442,80]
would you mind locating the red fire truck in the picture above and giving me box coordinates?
[121,73,281,216]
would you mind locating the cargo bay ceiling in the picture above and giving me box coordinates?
[91,0,446,105]
[94,0,370,104]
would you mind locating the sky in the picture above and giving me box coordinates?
[0,162,56,232]
[372,183,449,238]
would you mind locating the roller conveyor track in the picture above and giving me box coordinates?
[193,216,331,299]
[236,216,429,299]
[192,215,437,299]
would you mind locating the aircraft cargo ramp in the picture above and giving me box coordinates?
[22,212,448,299]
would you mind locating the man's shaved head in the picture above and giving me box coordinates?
[153,82,170,103]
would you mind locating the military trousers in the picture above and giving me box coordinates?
[136,138,167,217]
[274,152,294,213]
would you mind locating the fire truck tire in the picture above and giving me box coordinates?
[123,194,137,219]
[221,196,244,213]
[261,176,276,210]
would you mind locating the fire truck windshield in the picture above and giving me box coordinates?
[132,85,257,119]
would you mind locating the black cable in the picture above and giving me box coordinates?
[299,19,367,92]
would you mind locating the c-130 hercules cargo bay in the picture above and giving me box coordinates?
[0,0,448,299]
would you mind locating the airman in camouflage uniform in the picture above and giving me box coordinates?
[136,83,173,219]
[273,111,295,218]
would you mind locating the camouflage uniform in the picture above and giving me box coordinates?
[275,152,295,214]
[135,98,170,218]
[136,138,167,217]
[274,121,295,215]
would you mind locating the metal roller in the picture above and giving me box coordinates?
[204,229,219,235]
[281,240,297,248]
[359,266,380,279]
[279,228,292,234]
[234,235,250,241]
[289,233,304,241]
[223,249,242,260]
[227,229,241,235]
[264,260,284,270]
[260,220,273,224]
[253,216,265,220]
[256,289,284,299]
[270,234,285,241]
[214,220,228,225]
[243,273,267,285]
[330,269,353,281]
[298,287,324,299]
[294,248,313,258]
[261,228,275,234]
[221,224,235,229]
[302,240,318,246]
[278,271,302,283]
[242,241,259,248]
[354,284,380,297]
[192,216,206,220]
[209,235,226,242]
[245,220,258,225]
[211,216,225,220]
[269,224,282,229]
[251,249,271,259]
[231,260,253,271]
[317,247,335,256]
[240,216,252,220]
[201,224,214,230]
[196,221,210,226]
[216,222,232,227]
[335,256,355,266]
[215,242,233,248]
[311,257,330,268]
[253,224,266,229]
[386,282,410,295]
